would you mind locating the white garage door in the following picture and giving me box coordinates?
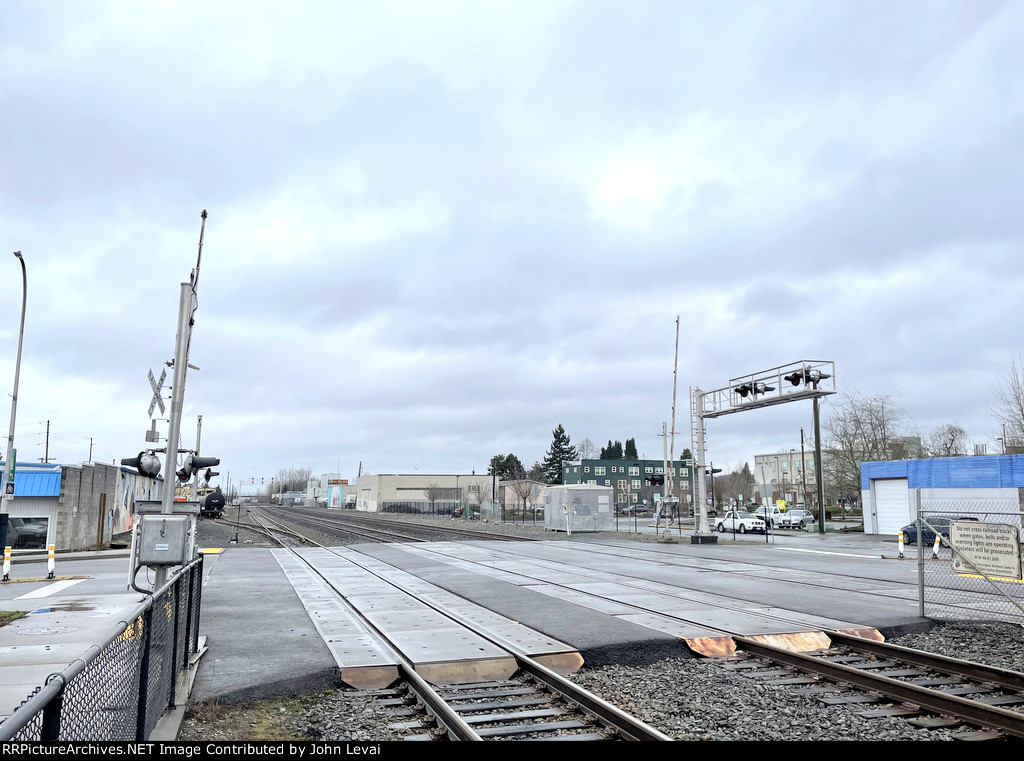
[873,478,911,535]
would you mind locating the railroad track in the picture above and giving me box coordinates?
[389,540,1024,739]
[377,653,669,741]
[230,507,1024,738]
[261,504,540,544]
[245,512,668,741]
[727,630,1024,739]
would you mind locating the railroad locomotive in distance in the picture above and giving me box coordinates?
[201,486,226,519]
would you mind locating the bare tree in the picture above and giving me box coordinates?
[577,438,597,460]
[716,462,755,508]
[925,424,969,457]
[265,466,313,499]
[423,483,447,515]
[992,356,1024,450]
[823,390,914,505]
[506,478,537,520]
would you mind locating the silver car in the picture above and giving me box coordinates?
[779,508,815,529]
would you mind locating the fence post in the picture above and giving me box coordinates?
[168,577,181,709]
[183,565,195,672]
[916,489,925,617]
[40,676,65,741]
[135,606,154,742]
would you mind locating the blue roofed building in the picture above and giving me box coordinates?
[1,460,164,552]
[860,454,1024,535]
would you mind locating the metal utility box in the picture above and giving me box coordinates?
[134,500,200,515]
[544,484,614,532]
[137,514,191,566]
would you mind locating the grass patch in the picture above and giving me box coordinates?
[0,611,26,627]
[180,695,318,741]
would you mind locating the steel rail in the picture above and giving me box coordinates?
[278,504,540,542]
[734,635,1024,739]
[827,630,1024,692]
[306,541,670,740]
[398,663,482,741]
[514,654,673,741]
[259,507,434,543]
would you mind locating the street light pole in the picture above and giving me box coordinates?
[3,252,27,520]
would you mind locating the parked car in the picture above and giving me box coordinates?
[715,510,767,534]
[900,516,978,545]
[621,504,650,516]
[779,508,816,529]
[752,505,785,528]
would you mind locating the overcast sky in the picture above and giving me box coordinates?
[1,1,1022,491]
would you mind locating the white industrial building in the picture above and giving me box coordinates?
[350,473,494,515]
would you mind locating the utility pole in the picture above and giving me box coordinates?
[800,428,808,507]
[3,251,27,520]
[154,211,207,590]
[192,414,202,500]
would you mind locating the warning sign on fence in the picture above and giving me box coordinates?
[950,521,1022,579]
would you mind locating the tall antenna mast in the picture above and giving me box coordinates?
[669,316,679,491]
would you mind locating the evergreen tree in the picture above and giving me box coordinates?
[489,454,524,480]
[542,425,578,484]
[625,438,638,459]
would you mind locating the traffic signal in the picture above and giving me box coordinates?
[783,368,831,388]
[176,454,221,482]
[122,450,161,478]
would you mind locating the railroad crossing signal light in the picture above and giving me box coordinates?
[176,454,221,482]
[735,382,775,398]
[121,450,162,478]
[646,474,665,486]
[784,368,831,388]
[203,468,219,483]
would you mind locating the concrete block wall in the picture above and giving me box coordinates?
[55,463,119,551]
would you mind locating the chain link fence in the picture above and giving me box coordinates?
[0,555,204,741]
[912,493,1024,624]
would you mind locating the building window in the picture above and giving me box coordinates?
[595,466,606,476]
[587,480,596,485]
[645,466,654,473]
[604,479,611,486]
[680,468,688,477]
[584,466,590,473]
[632,479,641,489]
[7,517,48,549]
[681,481,690,490]
[655,467,663,474]
[629,466,639,476]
